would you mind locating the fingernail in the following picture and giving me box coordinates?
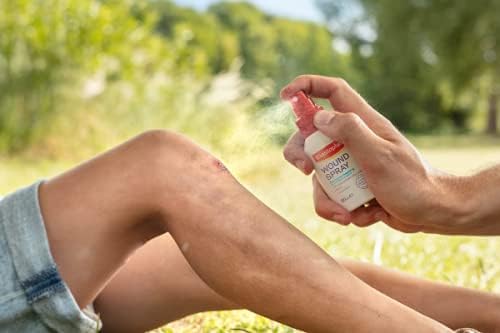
[295,160,306,173]
[314,110,335,126]
[375,212,387,221]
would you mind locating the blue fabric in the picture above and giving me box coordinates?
[20,266,66,304]
[0,182,101,332]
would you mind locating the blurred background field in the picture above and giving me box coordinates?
[1,0,500,331]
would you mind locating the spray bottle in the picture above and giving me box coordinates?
[289,91,374,211]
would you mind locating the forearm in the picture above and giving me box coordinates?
[340,259,500,332]
[460,165,500,235]
[422,165,500,236]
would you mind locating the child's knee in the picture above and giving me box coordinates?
[131,130,213,169]
[127,130,233,208]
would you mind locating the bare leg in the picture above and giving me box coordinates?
[40,130,450,332]
[340,259,500,332]
[94,234,236,333]
[95,236,500,333]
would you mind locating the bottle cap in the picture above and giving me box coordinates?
[288,91,323,137]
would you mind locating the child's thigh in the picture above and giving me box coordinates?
[38,131,182,309]
[0,183,101,332]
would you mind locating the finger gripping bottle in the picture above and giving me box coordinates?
[289,91,374,211]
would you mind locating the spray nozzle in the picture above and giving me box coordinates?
[288,91,323,137]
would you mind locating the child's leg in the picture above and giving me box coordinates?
[39,130,450,332]
[94,234,237,333]
[94,235,500,333]
[339,259,500,332]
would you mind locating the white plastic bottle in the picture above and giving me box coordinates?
[289,91,374,211]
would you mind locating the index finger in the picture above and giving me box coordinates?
[283,131,314,175]
[281,75,398,139]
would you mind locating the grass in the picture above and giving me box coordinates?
[1,135,500,332]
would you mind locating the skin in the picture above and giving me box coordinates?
[341,259,500,332]
[39,130,452,332]
[281,74,500,236]
[95,235,500,333]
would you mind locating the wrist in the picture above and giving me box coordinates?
[432,173,477,232]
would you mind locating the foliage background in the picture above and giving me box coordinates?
[1,0,500,332]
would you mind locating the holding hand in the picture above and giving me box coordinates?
[281,75,483,235]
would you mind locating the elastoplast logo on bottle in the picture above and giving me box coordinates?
[312,141,345,162]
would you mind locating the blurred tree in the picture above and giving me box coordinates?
[317,0,500,134]
[152,1,350,101]
[148,0,239,74]
[272,18,348,91]
[0,0,164,152]
[209,2,349,97]
[407,0,500,134]
[0,0,355,154]
[209,2,278,80]
[317,0,450,132]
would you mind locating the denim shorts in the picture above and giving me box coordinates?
[0,181,102,332]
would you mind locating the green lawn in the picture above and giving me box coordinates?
[1,136,500,332]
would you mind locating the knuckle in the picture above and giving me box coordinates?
[295,74,310,82]
[328,77,351,95]
[339,113,363,133]
[345,112,362,124]
[379,119,403,141]
[333,77,349,89]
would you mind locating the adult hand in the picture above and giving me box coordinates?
[281,75,485,235]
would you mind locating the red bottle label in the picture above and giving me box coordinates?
[312,141,345,162]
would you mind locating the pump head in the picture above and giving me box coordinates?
[289,91,323,137]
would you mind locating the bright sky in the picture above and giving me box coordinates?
[173,0,324,22]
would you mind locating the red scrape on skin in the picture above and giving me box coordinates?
[212,158,229,173]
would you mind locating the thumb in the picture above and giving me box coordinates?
[313,110,384,158]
